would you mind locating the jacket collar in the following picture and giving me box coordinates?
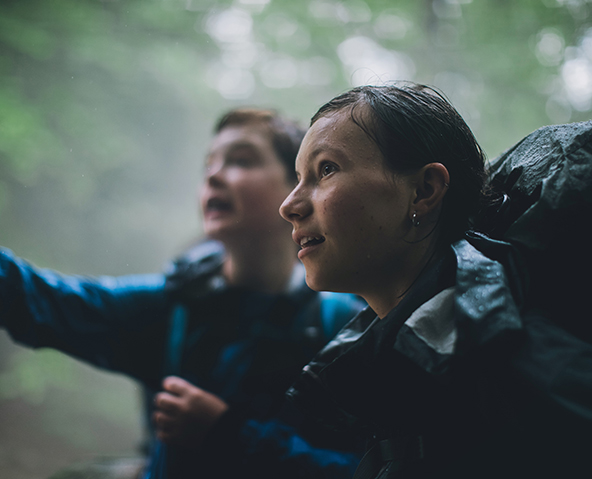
[287,235,525,430]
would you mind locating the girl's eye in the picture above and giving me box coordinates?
[320,162,337,177]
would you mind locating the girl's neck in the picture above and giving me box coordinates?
[364,241,442,319]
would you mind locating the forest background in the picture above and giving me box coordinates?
[1,0,591,478]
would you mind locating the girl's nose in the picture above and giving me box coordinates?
[280,185,311,222]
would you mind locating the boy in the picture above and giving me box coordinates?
[0,109,364,479]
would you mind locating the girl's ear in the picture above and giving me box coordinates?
[411,162,450,218]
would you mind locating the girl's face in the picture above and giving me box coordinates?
[280,110,418,300]
[200,123,294,243]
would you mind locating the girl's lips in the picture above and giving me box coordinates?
[298,242,322,260]
[296,235,325,260]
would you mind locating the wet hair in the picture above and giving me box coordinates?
[215,108,306,183]
[311,83,487,245]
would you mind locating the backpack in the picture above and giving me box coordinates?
[476,120,592,342]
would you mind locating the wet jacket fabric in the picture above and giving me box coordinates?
[287,233,592,478]
[0,241,365,479]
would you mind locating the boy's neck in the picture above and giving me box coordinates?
[221,235,299,294]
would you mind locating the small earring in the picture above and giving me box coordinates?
[412,211,420,227]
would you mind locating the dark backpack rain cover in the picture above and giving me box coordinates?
[479,120,592,342]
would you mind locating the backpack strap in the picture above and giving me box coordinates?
[146,242,225,479]
[143,304,188,479]
[143,441,168,479]
[163,303,188,377]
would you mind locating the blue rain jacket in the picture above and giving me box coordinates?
[0,241,365,479]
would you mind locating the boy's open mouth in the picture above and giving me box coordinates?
[206,198,232,212]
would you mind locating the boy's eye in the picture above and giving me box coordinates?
[229,157,254,167]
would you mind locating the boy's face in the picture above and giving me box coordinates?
[199,122,295,243]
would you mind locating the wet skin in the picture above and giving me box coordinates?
[280,110,450,318]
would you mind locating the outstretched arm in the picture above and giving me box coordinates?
[0,247,170,387]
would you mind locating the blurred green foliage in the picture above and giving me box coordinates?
[1,2,590,229]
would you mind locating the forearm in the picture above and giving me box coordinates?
[0,247,169,380]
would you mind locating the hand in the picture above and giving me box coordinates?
[153,376,229,449]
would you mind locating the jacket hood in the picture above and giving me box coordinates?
[164,239,226,296]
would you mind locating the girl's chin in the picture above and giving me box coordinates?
[303,273,323,291]
[304,272,339,293]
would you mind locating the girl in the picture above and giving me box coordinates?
[280,83,591,478]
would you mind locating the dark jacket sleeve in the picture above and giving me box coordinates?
[197,406,361,479]
[0,247,171,388]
